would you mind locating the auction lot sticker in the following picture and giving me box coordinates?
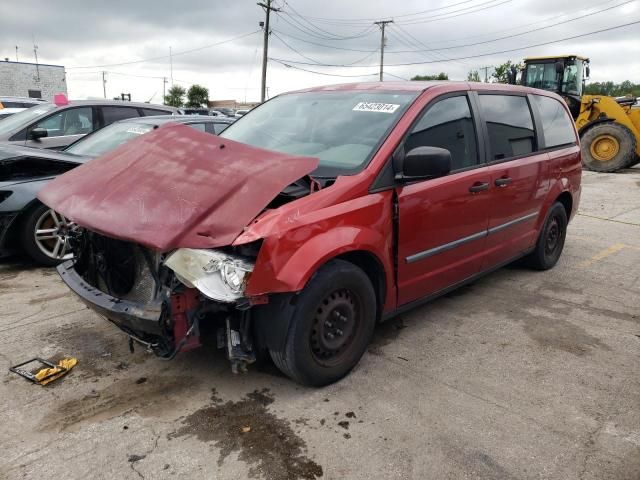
[352,102,400,113]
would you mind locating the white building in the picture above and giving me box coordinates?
[0,60,67,101]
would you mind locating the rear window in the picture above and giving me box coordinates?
[532,95,576,148]
[479,95,536,161]
[141,108,172,116]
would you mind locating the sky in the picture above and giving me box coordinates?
[1,0,639,104]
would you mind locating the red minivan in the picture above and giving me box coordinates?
[40,81,581,386]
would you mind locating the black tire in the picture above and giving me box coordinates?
[581,123,637,172]
[21,203,69,266]
[269,259,376,387]
[525,202,568,271]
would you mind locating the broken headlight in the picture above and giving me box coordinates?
[164,248,254,303]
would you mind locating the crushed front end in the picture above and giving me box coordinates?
[58,228,260,372]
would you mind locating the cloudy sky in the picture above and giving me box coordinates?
[2,0,639,103]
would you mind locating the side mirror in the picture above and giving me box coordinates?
[585,66,590,78]
[30,127,48,140]
[555,61,564,74]
[396,146,451,182]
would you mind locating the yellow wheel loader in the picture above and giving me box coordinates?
[520,55,640,172]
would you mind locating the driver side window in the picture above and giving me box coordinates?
[34,107,94,137]
[405,95,479,171]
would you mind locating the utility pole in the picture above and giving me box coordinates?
[33,40,40,81]
[258,0,280,103]
[479,66,491,83]
[15,46,18,62]
[163,77,168,104]
[169,46,173,86]
[374,20,393,81]
[102,71,107,98]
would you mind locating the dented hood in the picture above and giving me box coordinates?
[38,123,318,251]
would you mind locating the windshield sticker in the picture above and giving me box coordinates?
[126,126,150,135]
[352,102,400,113]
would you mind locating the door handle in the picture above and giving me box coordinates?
[495,177,512,187]
[469,182,489,193]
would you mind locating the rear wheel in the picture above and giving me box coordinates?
[524,202,568,271]
[269,259,376,387]
[21,203,75,266]
[581,123,637,172]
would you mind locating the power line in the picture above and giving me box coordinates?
[272,29,378,52]
[387,0,635,53]
[273,0,490,25]
[269,19,640,68]
[269,57,378,77]
[67,30,261,69]
[274,10,376,41]
[395,0,513,25]
[272,31,378,66]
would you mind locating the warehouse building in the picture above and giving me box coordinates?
[0,59,67,101]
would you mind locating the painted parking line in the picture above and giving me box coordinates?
[579,243,627,268]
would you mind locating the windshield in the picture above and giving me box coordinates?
[0,103,56,135]
[65,121,154,156]
[220,91,417,176]
[525,63,559,92]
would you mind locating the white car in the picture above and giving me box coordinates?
[0,96,47,121]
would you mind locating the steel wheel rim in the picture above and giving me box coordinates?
[34,209,75,260]
[590,134,619,162]
[310,288,361,367]
[545,216,561,256]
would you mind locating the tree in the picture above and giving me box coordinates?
[467,70,481,82]
[164,85,186,107]
[186,84,209,108]
[491,60,522,84]
[410,72,449,81]
[584,80,640,97]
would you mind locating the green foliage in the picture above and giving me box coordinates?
[467,70,481,82]
[164,85,186,108]
[410,72,449,81]
[491,60,523,84]
[584,80,640,97]
[186,84,210,108]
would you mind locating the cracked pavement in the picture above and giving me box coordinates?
[0,168,639,479]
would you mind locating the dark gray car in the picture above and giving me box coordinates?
[0,100,177,150]
[0,115,234,264]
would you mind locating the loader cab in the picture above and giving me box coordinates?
[522,56,590,118]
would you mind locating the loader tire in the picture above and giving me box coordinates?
[581,123,637,172]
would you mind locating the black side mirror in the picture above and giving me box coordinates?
[396,146,451,182]
[555,61,564,74]
[585,66,590,78]
[30,127,48,140]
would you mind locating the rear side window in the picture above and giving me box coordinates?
[532,95,576,148]
[141,108,172,116]
[405,95,478,171]
[479,95,535,161]
[102,106,140,125]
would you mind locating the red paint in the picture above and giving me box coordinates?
[38,123,318,251]
[170,289,202,352]
[46,82,581,317]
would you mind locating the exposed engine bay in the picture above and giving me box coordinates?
[66,228,262,373]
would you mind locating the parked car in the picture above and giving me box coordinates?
[0,115,233,265]
[234,109,249,117]
[41,81,581,386]
[0,96,48,121]
[0,100,177,150]
[215,107,236,117]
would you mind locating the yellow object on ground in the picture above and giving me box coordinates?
[35,358,78,385]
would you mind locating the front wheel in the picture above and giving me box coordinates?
[524,202,568,271]
[21,203,75,266]
[581,123,637,172]
[269,259,377,387]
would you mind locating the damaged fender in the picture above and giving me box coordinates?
[241,190,397,314]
